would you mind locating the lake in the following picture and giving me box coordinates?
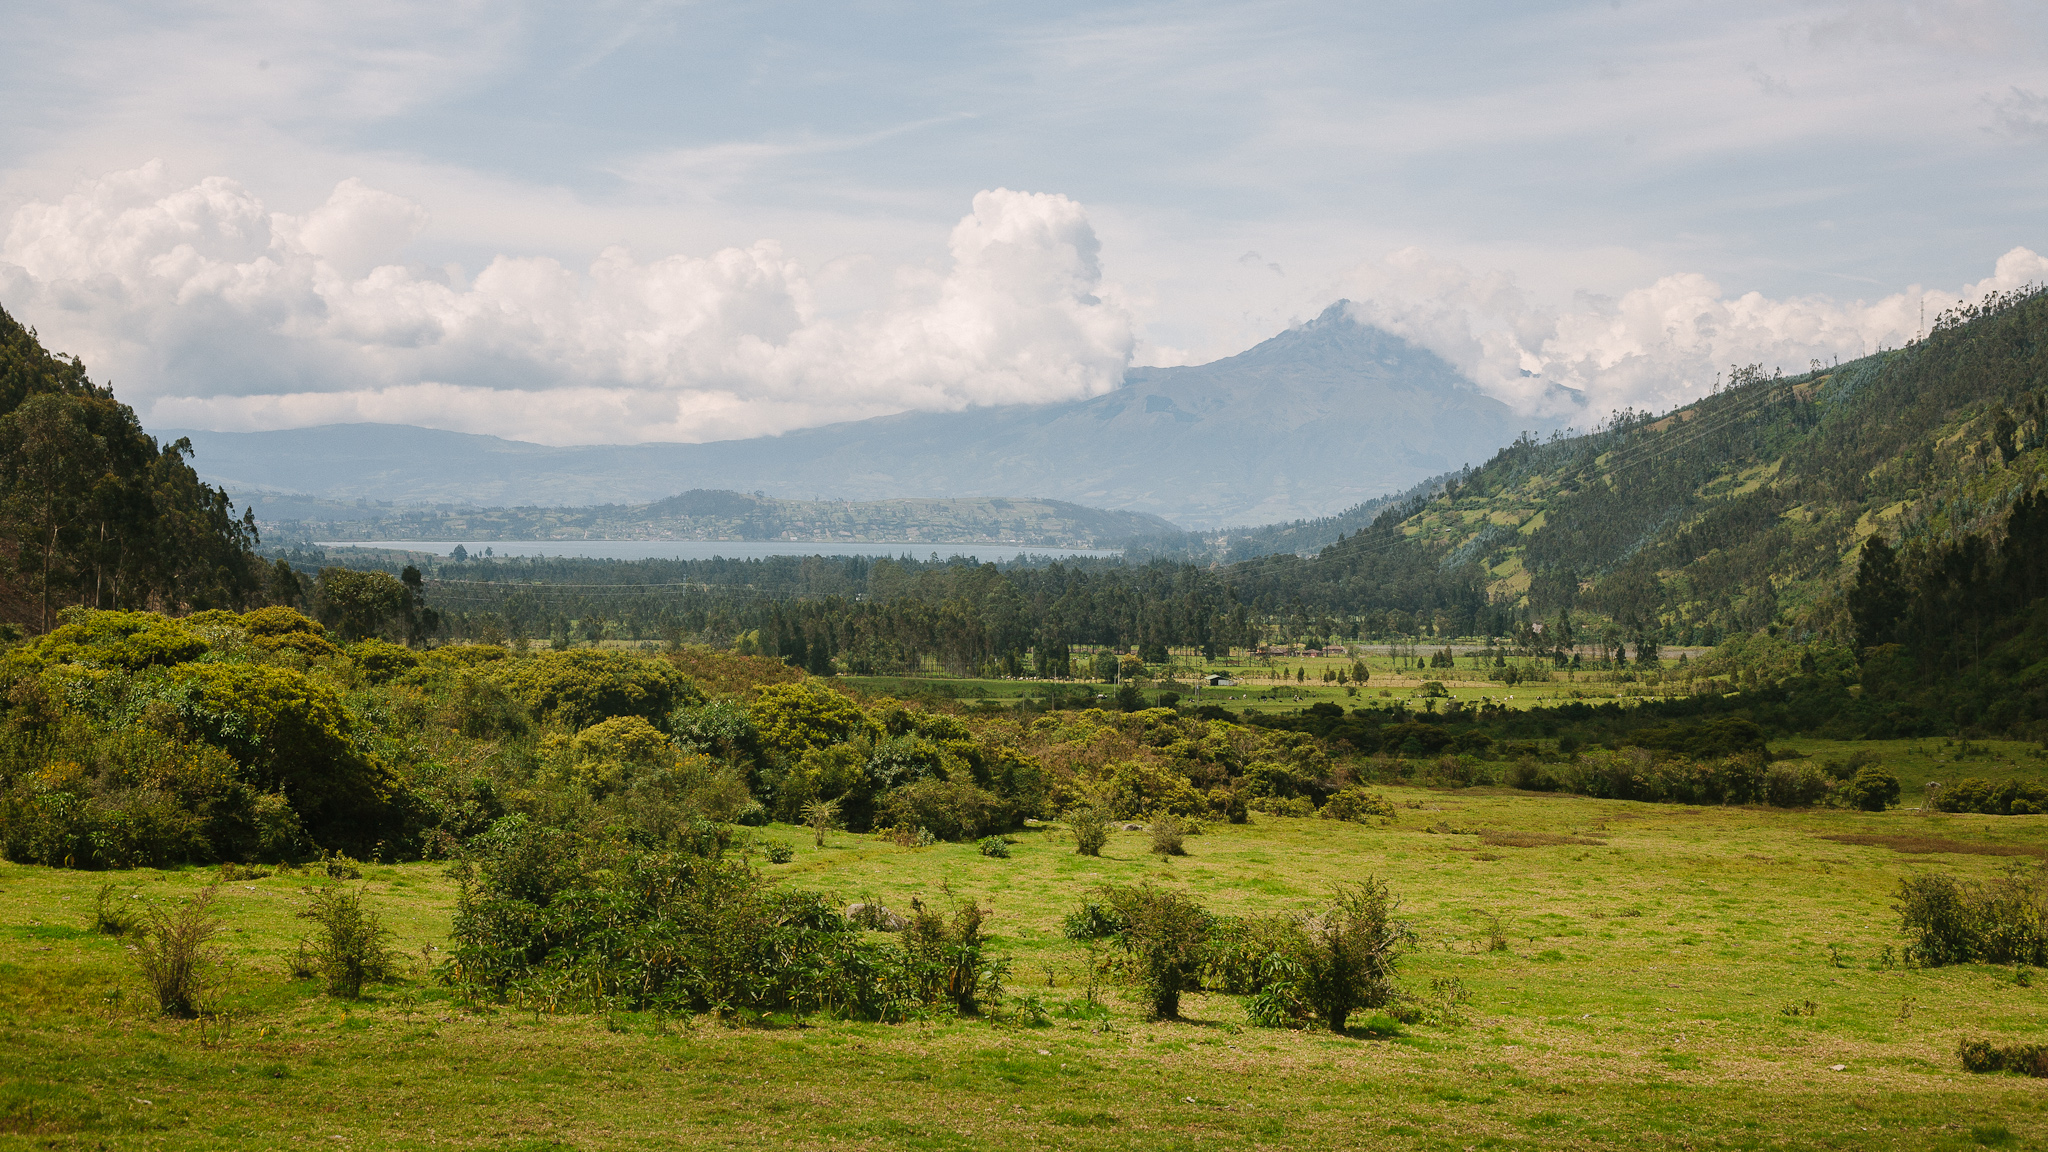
[314,540,1124,562]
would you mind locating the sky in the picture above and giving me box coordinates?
[3,0,2047,444]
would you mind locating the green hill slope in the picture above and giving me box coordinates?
[1259,286,2048,651]
[0,304,262,627]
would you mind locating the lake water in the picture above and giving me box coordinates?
[314,540,1123,563]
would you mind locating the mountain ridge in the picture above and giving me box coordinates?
[166,303,1562,528]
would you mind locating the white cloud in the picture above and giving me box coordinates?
[1,167,1132,444]
[1336,245,2048,422]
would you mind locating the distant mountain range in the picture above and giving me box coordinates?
[262,491,1176,549]
[169,303,1571,529]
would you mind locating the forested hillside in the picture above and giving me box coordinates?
[0,305,263,628]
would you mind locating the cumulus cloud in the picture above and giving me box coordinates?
[0,165,1132,444]
[1335,245,2048,422]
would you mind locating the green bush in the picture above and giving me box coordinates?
[1149,815,1188,856]
[445,817,1007,1021]
[1897,866,2048,967]
[133,883,226,1018]
[1934,777,2048,815]
[241,607,338,658]
[1291,880,1411,1034]
[165,662,404,854]
[33,609,209,670]
[976,835,1010,858]
[347,639,419,685]
[899,897,1006,1015]
[747,682,880,759]
[1088,883,1211,1019]
[1762,762,1831,808]
[1069,807,1109,856]
[875,778,1013,842]
[1320,787,1397,823]
[488,649,698,732]
[1841,765,1901,811]
[1959,1038,2048,1077]
[306,885,399,999]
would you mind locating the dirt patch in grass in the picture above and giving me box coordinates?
[1479,831,1605,848]
[1818,833,2047,858]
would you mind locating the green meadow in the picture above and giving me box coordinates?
[6,786,2045,1151]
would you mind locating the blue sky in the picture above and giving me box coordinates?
[4,0,2046,442]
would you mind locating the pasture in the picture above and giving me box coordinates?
[4,786,2045,1150]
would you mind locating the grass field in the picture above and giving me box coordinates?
[5,789,2047,1150]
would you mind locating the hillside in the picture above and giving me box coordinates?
[261,491,1177,548]
[1296,288,2048,648]
[0,303,261,629]
[167,304,1562,527]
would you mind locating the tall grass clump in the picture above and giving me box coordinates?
[133,883,226,1017]
[88,884,140,936]
[306,885,399,998]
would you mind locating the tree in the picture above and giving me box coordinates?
[0,394,107,630]
[316,568,413,642]
[1847,536,1907,651]
[269,559,304,607]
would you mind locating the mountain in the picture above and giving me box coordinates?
[260,491,1177,549]
[167,304,1559,528]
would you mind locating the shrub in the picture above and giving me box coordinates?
[801,797,842,847]
[977,835,1011,858]
[348,639,420,685]
[1090,883,1211,1018]
[876,778,1012,842]
[1897,866,2048,967]
[1293,880,1410,1033]
[765,843,795,864]
[1504,756,1560,792]
[1763,762,1831,808]
[164,662,403,855]
[1206,787,1249,824]
[1933,777,2048,816]
[1061,900,1125,941]
[1842,765,1902,811]
[1203,913,1304,994]
[446,670,531,739]
[1149,815,1188,856]
[33,609,209,671]
[899,897,1006,1015]
[445,821,1000,1021]
[133,883,226,1017]
[488,649,698,732]
[1251,795,1315,818]
[746,682,880,758]
[305,885,399,998]
[1070,807,1110,856]
[1959,1038,2048,1077]
[1320,788,1396,823]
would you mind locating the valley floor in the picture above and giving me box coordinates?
[4,790,2045,1150]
